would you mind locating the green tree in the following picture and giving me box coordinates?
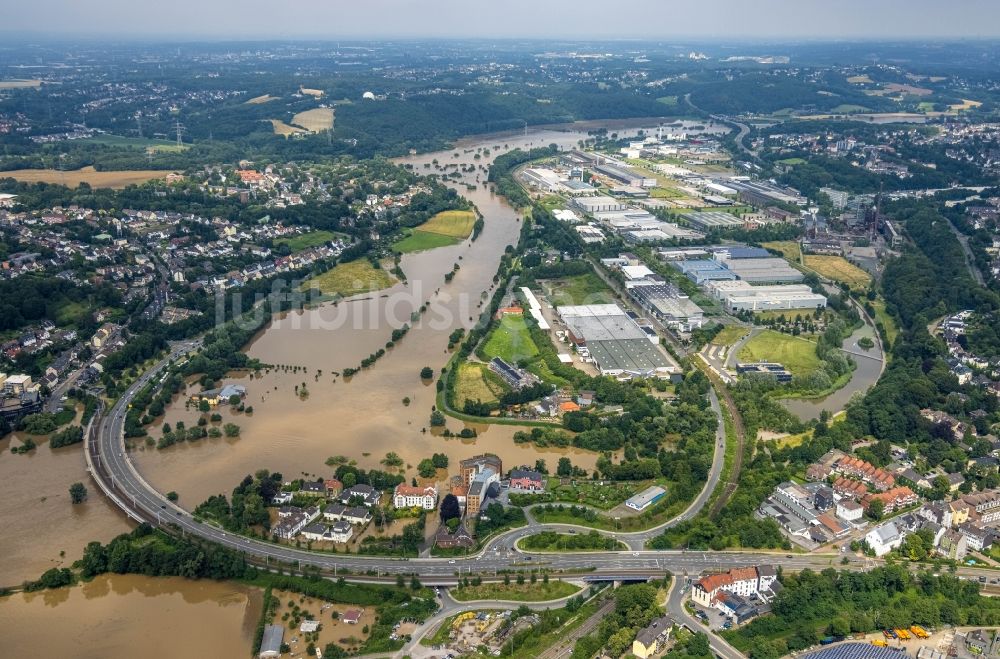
[198,399,211,413]
[420,367,434,379]
[429,410,445,427]
[69,482,88,504]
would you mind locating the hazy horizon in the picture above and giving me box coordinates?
[3,0,1000,41]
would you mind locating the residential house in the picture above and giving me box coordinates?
[959,523,994,552]
[393,484,438,510]
[836,499,864,523]
[339,484,381,507]
[299,481,327,497]
[632,616,673,659]
[865,521,903,557]
[322,504,372,526]
[938,530,968,561]
[861,486,918,515]
[508,469,546,493]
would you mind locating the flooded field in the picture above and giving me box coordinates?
[0,574,261,658]
[133,120,689,507]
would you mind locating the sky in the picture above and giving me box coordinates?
[3,0,1000,40]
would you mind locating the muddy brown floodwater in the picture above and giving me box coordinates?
[0,574,261,658]
[0,432,133,585]
[133,121,697,507]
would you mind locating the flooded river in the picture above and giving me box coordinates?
[0,574,261,658]
[0,432,133,585]
[133,120,708,507]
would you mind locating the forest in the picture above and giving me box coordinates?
[727,566,1000,658]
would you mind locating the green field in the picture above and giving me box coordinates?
[737,330,822,377]
[543,273,613,306]
[710,326,749,347]
[656,95,678,106]
[453,362,507,405]
[300,259,396,297]
[776,157,807,166]
[81,134,188,152]
[481,315,539,364]
[829,104,871,113]
[871,298,899,347]
[276,230,338,252]
[449,580,580,602]
[393,209,476,253]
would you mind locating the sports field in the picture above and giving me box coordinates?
[300,259,396,297]
[0,166,173,189]
[393,210,476,253]
[481,315,539,364]
[737,330,822,377]
[291,107,334,132]
[804,255,871,290]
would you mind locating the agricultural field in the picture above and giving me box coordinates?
[300,259,396,298]
[245,94,277,104]
[804,255,871,290]
[276,230,339,252]
[542,272,614,306]
[737,329,823,377]
[846,74,874,84]
[481,315,539,364]
[269,119,306,137]
[453,363,507,405]
[393,210,476,253]
[829,104,871,113]
[81,134,187,152]
[300,87,324,97]
[0,79,41,89]
[762,240,802,263]
[0,166,173,189]
[291,107,334,132]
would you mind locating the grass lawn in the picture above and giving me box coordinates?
[656,95,678,106]
[276,230,338,252]
[871,298,899,347]
[762,240,802,263]
[449,580,580,602]
[300,259,396,297]
[544,272,614,306]
[710,326,749,347]
[776,157,807,166]
[803,255,871,290]
[81,134,187,152]
[393,210,476,253]
[454,363,507,405]
[393,230,459,253]
[738,329,823,377]
[481,315,539,363]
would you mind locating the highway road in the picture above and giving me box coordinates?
[86,339,1000,589]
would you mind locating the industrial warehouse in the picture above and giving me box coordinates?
[705,281,828,312]
[557,304,677,378]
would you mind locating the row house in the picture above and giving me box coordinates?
[861,486,918,515]
[834,456,895,491]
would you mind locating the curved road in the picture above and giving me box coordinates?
[86,343,1000,587]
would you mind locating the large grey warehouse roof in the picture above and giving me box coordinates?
[588,338,671,374]
[559,304,648,341]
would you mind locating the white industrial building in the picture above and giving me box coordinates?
[705,281,827,312]
[572,196,627,214]
[520,286,549,330]
[721,257,804,284]
[558,304,676,378]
